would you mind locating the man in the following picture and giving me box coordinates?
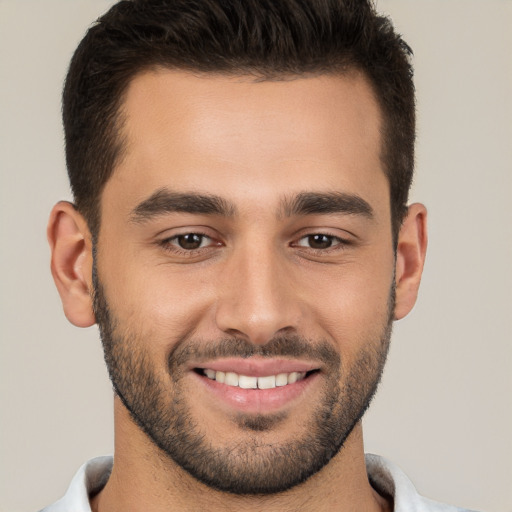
[42,0,474,510]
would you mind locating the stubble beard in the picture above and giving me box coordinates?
[93,264,394,495]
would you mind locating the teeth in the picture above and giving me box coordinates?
[204,369,216,379]
[257,375,276,389]
[224,372,239,386]
[202,369,307,389]
[275,373,288,387]
[288,372,299,384]
[239,375,258,389]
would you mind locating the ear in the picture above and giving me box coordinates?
[47,201,96,327]
[394,203,428,320]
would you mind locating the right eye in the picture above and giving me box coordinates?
[296,233,341,250]
[169,233,212,250]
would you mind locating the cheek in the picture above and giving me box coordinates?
[300,260,394,347]
[102,255,218,343]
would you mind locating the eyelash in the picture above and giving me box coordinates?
[159,232,217,256]
[293,233,350,252]
[158,231,351,257]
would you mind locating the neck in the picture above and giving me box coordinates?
[91,399,390,512]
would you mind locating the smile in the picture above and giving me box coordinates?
[201,369,307,389]
[192,362,321,413]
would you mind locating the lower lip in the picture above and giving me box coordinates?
[192,372,319,414]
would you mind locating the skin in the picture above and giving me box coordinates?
[48,70,427,511]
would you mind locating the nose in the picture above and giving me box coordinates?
[214,241,302,345]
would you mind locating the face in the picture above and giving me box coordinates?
[93,70,396,494]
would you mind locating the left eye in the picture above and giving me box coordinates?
[296,234,341,250]
[170,233,212,250]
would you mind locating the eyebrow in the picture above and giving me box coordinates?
[281,192,374,219]
[130,188,374,223]
[130,188,237,222]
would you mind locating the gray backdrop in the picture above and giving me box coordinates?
[1,1,511,511]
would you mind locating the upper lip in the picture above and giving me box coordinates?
[191,357,320,377]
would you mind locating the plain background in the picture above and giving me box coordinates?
[0,1,511,511]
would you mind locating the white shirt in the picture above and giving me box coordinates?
[40,454,478,511]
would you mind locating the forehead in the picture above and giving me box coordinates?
[105,69,387,218]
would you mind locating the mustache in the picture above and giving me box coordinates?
[169,335,341,370]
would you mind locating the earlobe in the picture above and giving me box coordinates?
[47,201,96,327]
[394,203,428,320]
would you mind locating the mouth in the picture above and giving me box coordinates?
[190,359,321,414]
[196,368,314,389]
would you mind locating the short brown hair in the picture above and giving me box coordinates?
[63,0,415,241]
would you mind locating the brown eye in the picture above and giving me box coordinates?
[306,234,334,249]
[295,233,348,251]
[176,233,206,250]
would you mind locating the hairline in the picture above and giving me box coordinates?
[91,64,395,244]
